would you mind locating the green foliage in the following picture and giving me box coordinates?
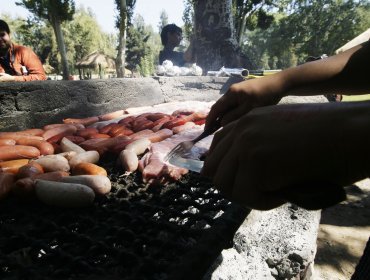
[2,6,116,76]
[114,0,136,28]
[232,0,278,44]
[158,10,169,33]
[182,0,194,40]
[242,0,370,69]
[16,0,75,22]
[64,7,117,64]
[126,15,157,76]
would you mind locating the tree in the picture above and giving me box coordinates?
[16,0,75,80]
[191,0,255,73]
[115,0,136,78]
[241,0,370,69]
[126,15,155,76]
[232,0,278,46]
[64,7,117,67]
[183,0,194,41]
[158,10,168,33]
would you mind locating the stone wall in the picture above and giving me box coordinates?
[0,76,227,132]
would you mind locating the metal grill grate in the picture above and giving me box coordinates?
[0,154,248,280]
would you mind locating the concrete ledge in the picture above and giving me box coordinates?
[204,204,320,280]
[0,77,226,131]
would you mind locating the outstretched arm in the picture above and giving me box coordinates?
[205,41,370,130]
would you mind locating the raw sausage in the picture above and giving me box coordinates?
[16,138,54,155]
[72,162,107,176]
[0,145,40,161]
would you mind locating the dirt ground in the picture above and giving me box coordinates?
[313,179,370,279]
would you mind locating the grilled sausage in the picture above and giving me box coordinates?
[0,159,29,174]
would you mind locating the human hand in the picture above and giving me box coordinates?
[0,73,16,82]
[202,101,370,210]
[205,74,286,131]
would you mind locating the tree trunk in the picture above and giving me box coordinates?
[50,14,70,80]
[192,0,255,73]
[116,0,127,78]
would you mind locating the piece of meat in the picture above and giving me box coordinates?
[138,127,204,184]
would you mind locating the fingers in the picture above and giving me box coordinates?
[221,102,254,127]
[201,121,236,177]
[211,139,240,198]
[205,92,238,131]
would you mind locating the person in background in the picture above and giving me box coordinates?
[0,19,46,82]
[159,24,194,67]
[202,40,370,211]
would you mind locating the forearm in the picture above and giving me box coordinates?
[280,41,369,97]
[14,73,47,81]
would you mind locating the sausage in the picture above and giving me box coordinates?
[109,139,134,154]
[50,143,62,154]
[16,138,54,155]
[118,115,136,126]
[147,129,173,143]
[162,118,188,129]
[132,118,154,132]
[129,129,154,140]
[35,180,95,208]
[42,125,77,141]
[0,145,40,161]
[162,112,207,129]
[125,138,151,155]
[44,123,85,131]
[99,123,117,134]
[0,159,30,174]
[81,136,130,155]
[60,137,86,154]
[68,151,100,168]
[75,128,99,138]
[64,135,86,144]
[55,151,77,161]
[32,155,70,172]
[119,149,139,172]
[98,110,125,121]
[16,162,44,179]
[63,116,99,126]
[151,116,172,132]
[18,128,45,136]
[110,127,134,137]
[108,124,133,137]
[146,113,169,122]
[0,139,16,146]
[88,133,111,139]
[72,162,107,176]
[0,133,43,141]
[13,171,69,199]
[60,175,111,195]
[0,173,15,200]
[12,178,35,198]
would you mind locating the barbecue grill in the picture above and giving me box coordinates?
[0,77,325,279]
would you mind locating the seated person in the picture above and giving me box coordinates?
[159,24,194,67]
[0,19,47,82]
